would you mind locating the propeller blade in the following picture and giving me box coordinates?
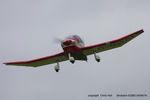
[53,38,63,43]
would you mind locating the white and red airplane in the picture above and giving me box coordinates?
[4,29,144,72]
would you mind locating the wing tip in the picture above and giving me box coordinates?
[3,62,24,65]
[3,62,13,65]
[3,62,8,65]
[138,29,144,33]
[141,29,144,32]
[132,29,144,36]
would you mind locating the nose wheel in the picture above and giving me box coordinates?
[69,56,75,64]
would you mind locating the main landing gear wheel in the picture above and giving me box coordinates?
[55,69,59,72]
[54,62,60,72]
[94,52,100,62]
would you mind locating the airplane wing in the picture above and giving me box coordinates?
[4,52,68,67]
[81,29,144,56]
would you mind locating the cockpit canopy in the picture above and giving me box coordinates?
[65,35,84,44]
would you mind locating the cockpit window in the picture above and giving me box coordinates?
[65,35,84,44]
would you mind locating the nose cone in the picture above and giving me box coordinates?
[63,40,71,45]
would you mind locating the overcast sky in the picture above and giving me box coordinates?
[0,0,150,100]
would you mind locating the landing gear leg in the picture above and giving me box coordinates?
[68,53,75,64]
[54,62,60,72]
[94,52,100,62]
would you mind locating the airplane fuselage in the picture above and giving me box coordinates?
[61,35,87,61]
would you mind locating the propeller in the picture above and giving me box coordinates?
[53,37,64,44]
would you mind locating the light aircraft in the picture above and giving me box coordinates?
[4,29,144,72]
